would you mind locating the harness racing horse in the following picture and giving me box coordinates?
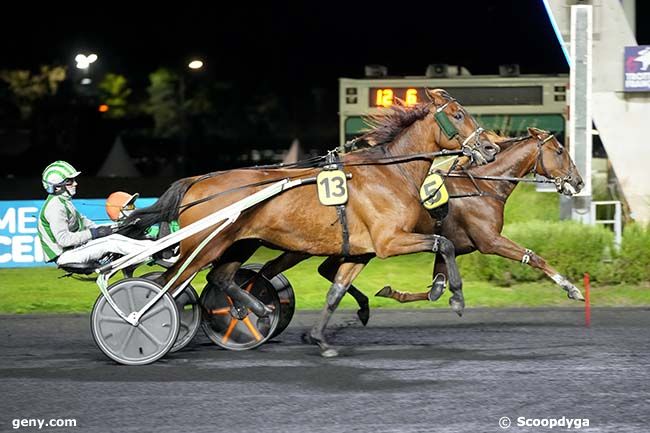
[371,127,587,304]
[122,89,497,357]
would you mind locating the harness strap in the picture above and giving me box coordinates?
[336,205,350,257]
[326,151,351,257]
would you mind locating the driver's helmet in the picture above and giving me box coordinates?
[41,161,81,194]
[106,191,139,222]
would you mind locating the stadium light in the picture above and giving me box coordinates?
[188,59,204,70]
[75,53,98,69]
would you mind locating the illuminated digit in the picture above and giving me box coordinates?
[381,89,393,107]
[375,90,383,106]
[406,88,418,106]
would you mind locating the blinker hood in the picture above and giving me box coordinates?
[434,111,459,139]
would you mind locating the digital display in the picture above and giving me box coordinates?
[369,86,544,108]
[370,88,424,107]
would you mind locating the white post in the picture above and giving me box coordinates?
[569,5,593,223]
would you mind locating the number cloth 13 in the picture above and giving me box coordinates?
[317,170,349,206]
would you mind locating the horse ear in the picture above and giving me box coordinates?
[425,88,446,105]
[527,127,542,137]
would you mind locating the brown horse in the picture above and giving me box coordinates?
[122,89,496,356]
[368,127,587,304]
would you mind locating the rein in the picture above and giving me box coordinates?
[174,148,465,216]
[440,133,571,201]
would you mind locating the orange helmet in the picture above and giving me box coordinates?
[106,191,139,221]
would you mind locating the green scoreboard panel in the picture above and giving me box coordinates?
[339,74,569,145]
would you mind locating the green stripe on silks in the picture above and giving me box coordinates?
[40,239,58,262]
[39,196,57,244]
[434,111,459,139]
[50,161,75,176]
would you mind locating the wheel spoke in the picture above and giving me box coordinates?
[117,325,137,354]
[242,316,262,341]
[208,307,230,315]
[127,288,136,314]
[141,304,167,321]
[138,324,164,346]
[221,318,238,344]
[99,316,131,325]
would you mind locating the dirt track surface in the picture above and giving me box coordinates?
[1,308,648,433]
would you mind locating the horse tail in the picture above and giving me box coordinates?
[118,178,195,238]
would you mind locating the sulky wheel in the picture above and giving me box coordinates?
[140,272,201,353]
[91,278,179,366]
[200,274,281,351]
[239,263,295,339]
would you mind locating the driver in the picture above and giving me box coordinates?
[37,161,153,266]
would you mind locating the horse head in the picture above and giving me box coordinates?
[528,127,584,196]
[425,89,499,165]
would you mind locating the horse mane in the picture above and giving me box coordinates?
[359,100,432,147]
[496,134,533,145]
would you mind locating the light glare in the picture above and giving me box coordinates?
[188,60,204,70]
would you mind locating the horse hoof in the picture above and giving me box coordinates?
[375,286,392,298]
[321,348,339,358]
[428,285,445,302]
[357,306,369,326]
[567,288,585,302]
[449,298,465,317]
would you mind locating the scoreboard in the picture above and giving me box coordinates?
[338,74,569,145]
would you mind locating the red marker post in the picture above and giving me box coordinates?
[583,273,591,327]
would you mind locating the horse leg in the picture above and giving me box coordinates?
[258,251,311,280]
[374,255,446,303]
[308,259,369,357]
[205,242,274,317]
[435,237,463,315]
[374,286,430,303]
[474,234,584,301]
[374,232,464,315]
[318,256,370,326]
[259,252,370,326]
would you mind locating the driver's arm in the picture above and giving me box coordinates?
[81,214,97,230]
[44,202,92,248]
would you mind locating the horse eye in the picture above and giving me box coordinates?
[453,111,464,121]
[556,146,564,155]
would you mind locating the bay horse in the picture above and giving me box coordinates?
[121,89,497,356]
[367,127,587,305]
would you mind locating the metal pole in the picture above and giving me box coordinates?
[569,5,593,224]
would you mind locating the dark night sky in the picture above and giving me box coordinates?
[2,1,648,87]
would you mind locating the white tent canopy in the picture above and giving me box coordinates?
[97,135,141,177]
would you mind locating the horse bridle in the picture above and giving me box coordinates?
[532,133,575,192]
[430,98,492,164]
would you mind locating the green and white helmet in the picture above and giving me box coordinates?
[42,161,81,194]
